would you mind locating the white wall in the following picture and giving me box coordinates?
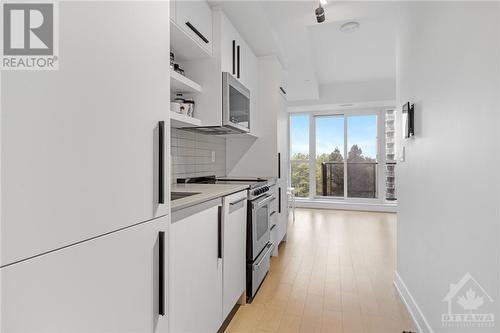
[170,128,226,183]
[288,78,395,107]
[396,2,500,332]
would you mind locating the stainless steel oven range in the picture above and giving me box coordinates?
[244,180,276,302]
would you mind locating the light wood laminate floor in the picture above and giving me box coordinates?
[225,208,415,333]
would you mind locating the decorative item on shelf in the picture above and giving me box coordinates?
[174,93,184,103]
[184,98,195,117]
[171,102,183,114]
[171,93,195,117]
[171,93,185,114]
[170,52,175,69]
[173,63,185,76]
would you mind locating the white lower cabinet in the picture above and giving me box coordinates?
[1,216,168,333]
[169,199,223,333]
[170,191,248,332]
[222,191,247,318]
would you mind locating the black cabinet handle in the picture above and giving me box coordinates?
[158,121,165,204]
[185,22,209,44]
[237,45,240,79]
[280,87,287,95]
[278,188,282,214]
[278,153,281,179]
[232,40,236,75]
[217,206,222,259]
[158,231,166,316]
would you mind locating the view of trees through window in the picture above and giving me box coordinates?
[290,114,309,197]
[290,114,378,199]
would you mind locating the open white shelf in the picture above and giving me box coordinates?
[170,69,202,94]
[170,111,202,128]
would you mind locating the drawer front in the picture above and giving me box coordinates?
[251,242,272,297]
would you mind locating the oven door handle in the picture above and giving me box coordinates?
[253,195,273,208]
[254,243,274,270]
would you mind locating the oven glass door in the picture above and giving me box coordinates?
[252,195,271,260]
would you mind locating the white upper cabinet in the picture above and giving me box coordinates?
[220,12,238,76]
[219,10,249,87]
[173,0,213,56]
[1,2,170,266]
[1,217,168,332]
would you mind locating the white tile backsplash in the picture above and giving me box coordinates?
[170,128,226,183]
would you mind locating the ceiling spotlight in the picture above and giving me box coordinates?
[315,3,325,23]
[340,21,360,33]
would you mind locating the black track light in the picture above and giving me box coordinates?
[315,3,325,23]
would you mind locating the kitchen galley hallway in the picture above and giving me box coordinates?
[225,208,415,333]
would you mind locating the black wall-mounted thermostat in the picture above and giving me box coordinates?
[402,102,415,139]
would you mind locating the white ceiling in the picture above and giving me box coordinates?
[209,1,399,101]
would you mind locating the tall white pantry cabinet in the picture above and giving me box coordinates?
[1,2,170,332]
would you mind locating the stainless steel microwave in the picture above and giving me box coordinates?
[222,72,250,133]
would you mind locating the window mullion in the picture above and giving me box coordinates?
[309,113,316,200]
[344,116,348,200]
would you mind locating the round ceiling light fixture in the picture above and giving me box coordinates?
[340,21,360,33]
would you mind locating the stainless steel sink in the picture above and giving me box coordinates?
[171,192,200,201]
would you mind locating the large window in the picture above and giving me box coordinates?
[290,111,383,201]
[346,115,377,198]
[316,116,344,197]
[290,114,309,197]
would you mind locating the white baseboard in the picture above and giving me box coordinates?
[394,271,434,333]
[294,199,398,213]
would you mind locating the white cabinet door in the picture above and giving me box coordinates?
[170,200,223,333]
[175,0,213,54]
[270,210,279,257]
[277,181,288,243]
[219,10,246,86]
[246,46,259,136]
[1,216,168,332]
[220,11,238,76]
[237,39,248,87]
[222,191,247,319]
[1,2,170,266]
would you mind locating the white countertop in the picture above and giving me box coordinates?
[171,183,249,212]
